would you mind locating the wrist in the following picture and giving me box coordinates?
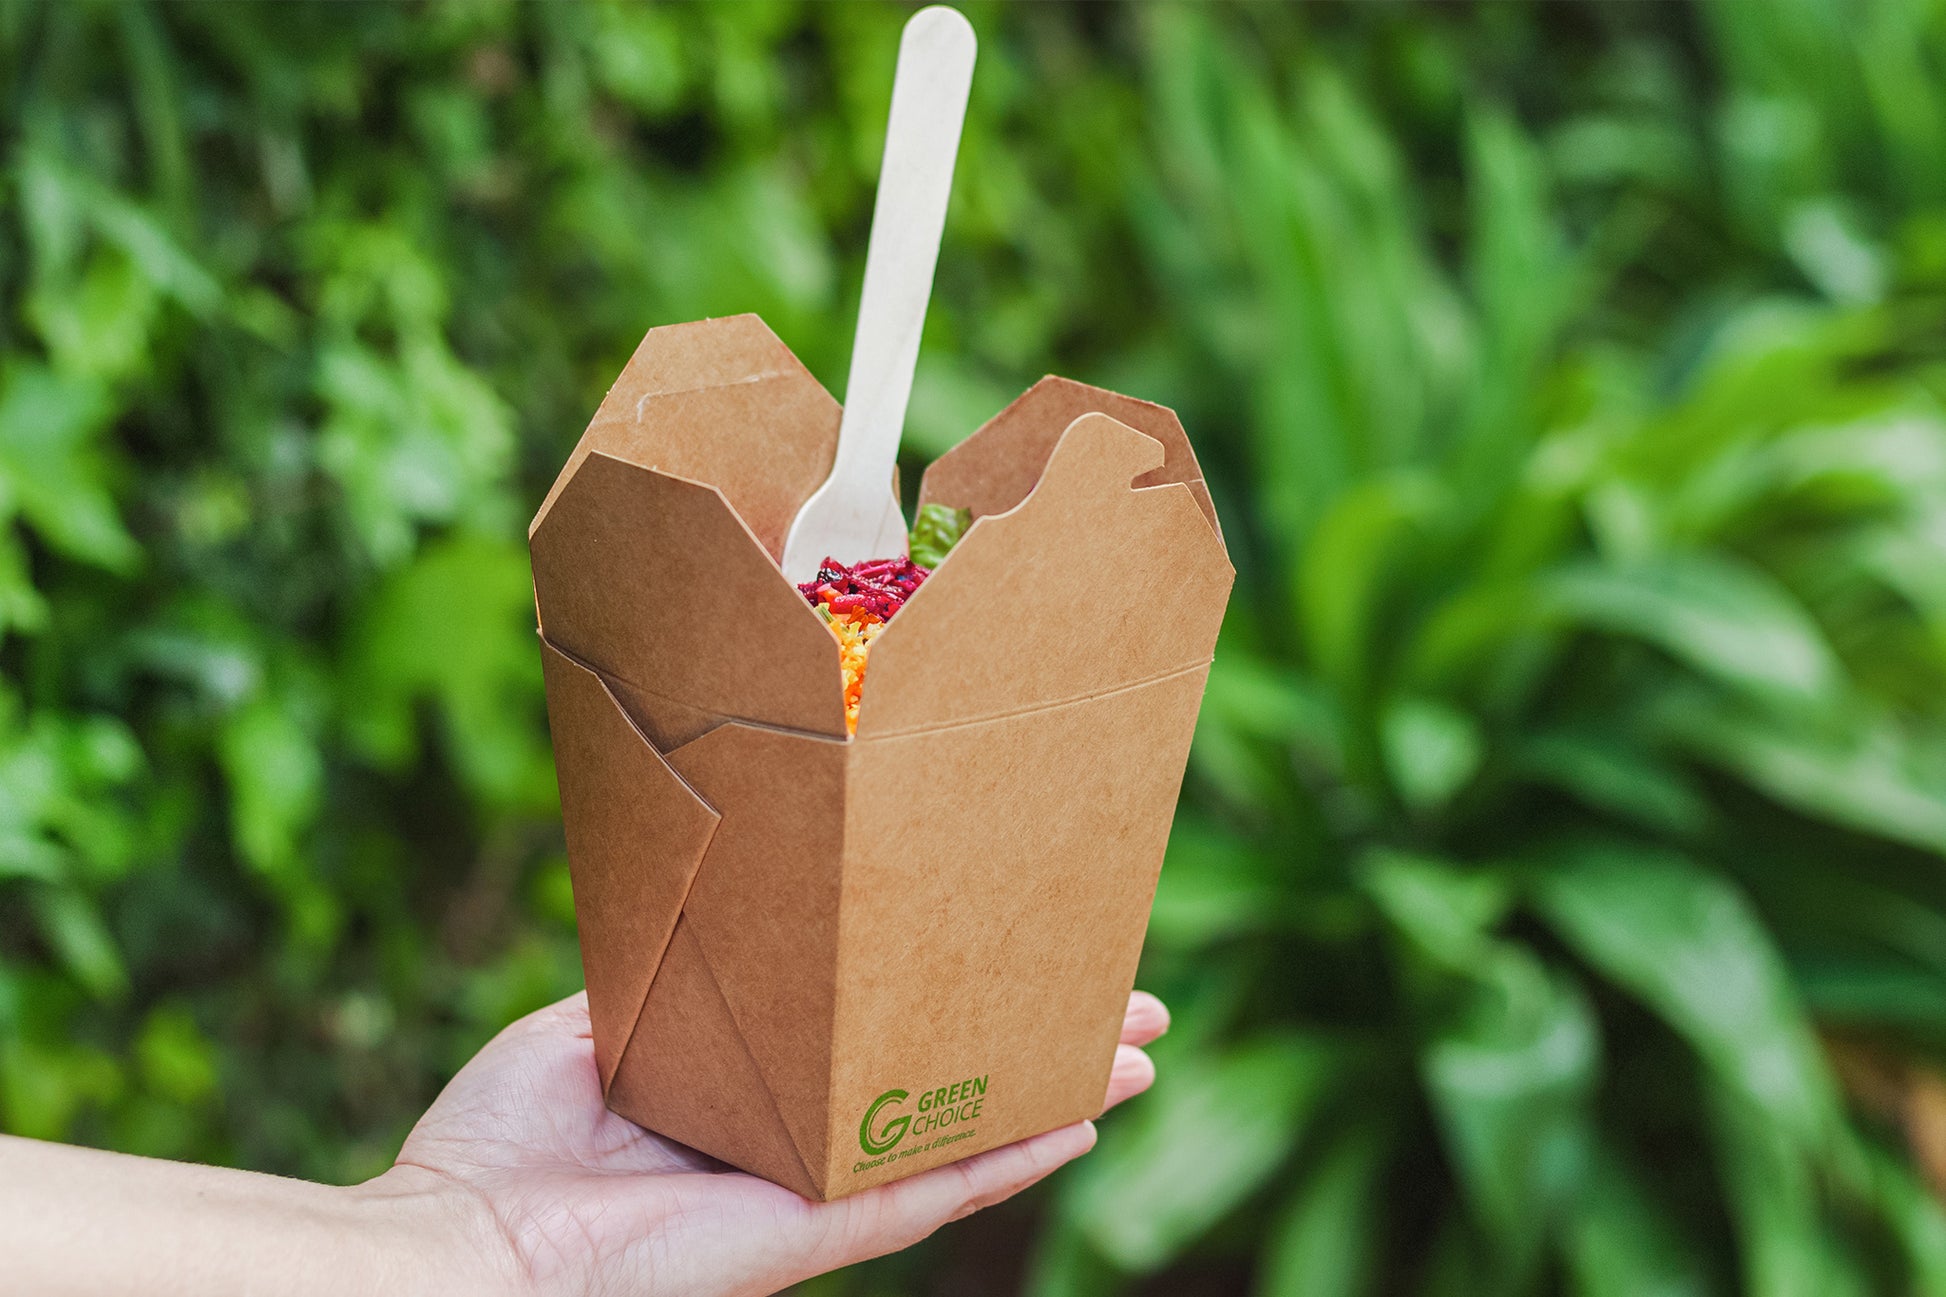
[347,1164,528,1297]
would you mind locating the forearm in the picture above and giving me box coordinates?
[0,1135,512,1297]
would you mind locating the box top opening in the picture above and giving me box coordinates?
[529,315,1230,747]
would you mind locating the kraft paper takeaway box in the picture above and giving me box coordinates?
[529,314,1231,1201]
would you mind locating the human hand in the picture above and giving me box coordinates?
[385,989,1169,1297]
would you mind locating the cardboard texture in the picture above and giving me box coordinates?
[532,314,1232,1200]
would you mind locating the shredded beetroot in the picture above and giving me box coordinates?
[796,556,930,622]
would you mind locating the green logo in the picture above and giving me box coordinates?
[859,1088,911,1155]
[855,1076,990,1169]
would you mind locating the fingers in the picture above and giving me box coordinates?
[795,1121,1097,1277]
[1103,1043,1156,1111]
[1102,990,1167,1112]
[1121,991,1170,1047]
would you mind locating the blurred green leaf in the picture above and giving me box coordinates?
[1664,701,1946,856]
[218,693,323,885]
[1023,1217,1125,1297]
[1532,844,1839,1143]
[1543,554,1842,706]
[31,887,127,1001]
[1564,1146,1711,1297]
[1381,696,1483,813]
[1295,474,1441,693]
[1515,728,1710,836]
[0,1031,123,1141]
[1065,1035,1338,1272]
[1422,948,1598,1268]
[341,534,549,809]
[135,1003,219,1106]
[1150,818,1287,949]
[0,362,137,571]
[1840,1130,1946,1295]
[1256,1125,1387,1297]
[1362,849,1511,973]
[1708,1085,1861,1297]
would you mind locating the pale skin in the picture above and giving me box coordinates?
[0,988,1169,1297]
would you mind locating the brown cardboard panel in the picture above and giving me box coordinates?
[601,674,738,755]
[1183,479,1222,547]
[609,919,823,1200]
[857,413,1232,737]
[536,641,726,758]
[825,665,1212,1195]
[531,315,840,561]
[918,376,1224,548]
[532,452,849,739]
[664,721,848,1188]
[539,640,721,1090]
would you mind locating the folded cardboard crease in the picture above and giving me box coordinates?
[531,314,1232,1200]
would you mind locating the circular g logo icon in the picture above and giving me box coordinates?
[859,1089,911,1155]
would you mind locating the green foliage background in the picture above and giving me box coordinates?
[6,2,1946,1293]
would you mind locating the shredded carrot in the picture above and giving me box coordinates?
[826,609,886,733]
[797,556,929,734]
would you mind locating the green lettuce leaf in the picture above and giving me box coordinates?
[909,502,972,568]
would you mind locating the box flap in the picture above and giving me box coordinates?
[531,314,841,562]
[532,451,849,738]
[918,376,1225,552]
[539,641,721,1090]
[665,721,847,1190]
[855,413,1233,738]
[608,919,824,1199]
